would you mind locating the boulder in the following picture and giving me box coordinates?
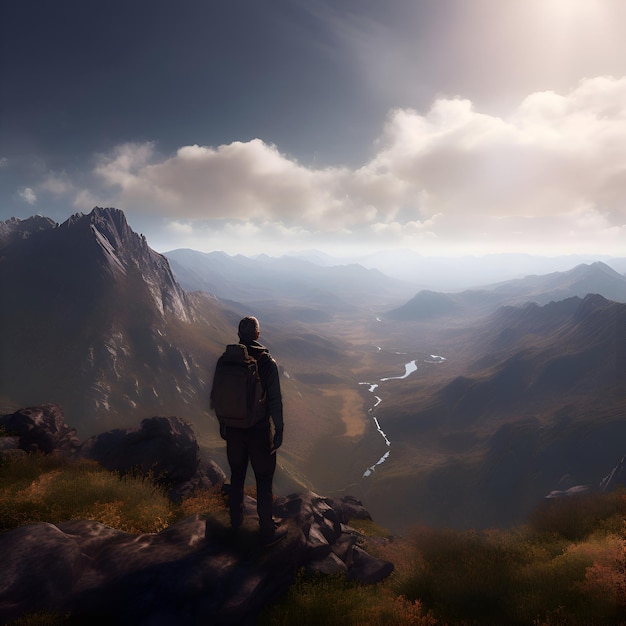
[0,404,80,454]
[0,436,23,461]
[169,458,227,500]
[79,416,200,486]
[273,492,393,583]
[2,406,225,497]
[328,494,373,523]
[347,546,395,584]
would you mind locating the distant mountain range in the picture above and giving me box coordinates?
[285,248,626,290]
[165,248,410,318]
[386,261,626,320]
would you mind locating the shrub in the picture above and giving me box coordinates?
[528,491,625,541]
[393,513,626,625]
[394,526,523,624]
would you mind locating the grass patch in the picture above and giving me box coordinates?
[175,486,228,518]
[258,571,438,626]
[528,491,625,541]
[7,612,69,625]
[0,453,173,533]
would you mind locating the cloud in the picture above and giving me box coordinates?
[166,220,194,236]
[18,187,37,204]
[0,157,8,168]
[39,173,74,195]
[49,75,626,255]
[93,139,359,228]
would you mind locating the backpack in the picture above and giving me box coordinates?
[210,343,267,428]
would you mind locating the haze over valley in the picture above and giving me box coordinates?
[2,207,625,533]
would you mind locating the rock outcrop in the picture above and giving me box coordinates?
[0,406,394,624]
[76,414,229,499]
[0,406,227,497]
[0,494,393,624]
[0,404,80,455]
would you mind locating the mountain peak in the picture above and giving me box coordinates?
[61,207,147,264]
[568,261,622,279]
[0,214,57,249]
[4,206,190,322]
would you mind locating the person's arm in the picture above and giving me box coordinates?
[263,356,283,431]
[260,355,283,451]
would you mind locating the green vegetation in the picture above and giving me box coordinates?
[2,452,625,624]
[262,492,626,625]
[0,453,171,533]
[0,452,223,534]
[258,571,438,626]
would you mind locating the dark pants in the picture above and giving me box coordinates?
[225,422,276,534]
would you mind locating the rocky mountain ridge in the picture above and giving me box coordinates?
[0,207,236,434]
[1,207,190,320]
[0,214,57,247]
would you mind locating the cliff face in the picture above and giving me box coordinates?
[0,207,229,434]
[45,207,190,320]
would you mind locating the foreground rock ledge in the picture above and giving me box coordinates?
[0,495,393,625]
[0,405,394,624]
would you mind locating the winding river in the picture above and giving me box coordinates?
[359,354,446,477]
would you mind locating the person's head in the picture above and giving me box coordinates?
[238,316,260,342]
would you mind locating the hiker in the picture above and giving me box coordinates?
[213,316,286,545]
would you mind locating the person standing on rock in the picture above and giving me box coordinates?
[213,316,286,545]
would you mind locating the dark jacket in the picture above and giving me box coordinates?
[241,339,283,431]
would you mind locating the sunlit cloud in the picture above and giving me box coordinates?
[166,220,194,236]
[34,75,626,256]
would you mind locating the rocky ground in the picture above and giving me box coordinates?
[0,405,394,625]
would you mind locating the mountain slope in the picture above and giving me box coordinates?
[367,294,626,529]
[0,207,233,434]
[390,294,625,429]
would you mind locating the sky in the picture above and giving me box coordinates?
[1,0,626,259]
